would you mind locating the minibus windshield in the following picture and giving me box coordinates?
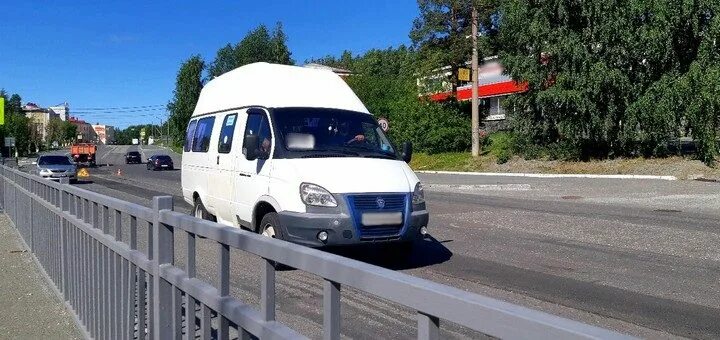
[272,108,398,159]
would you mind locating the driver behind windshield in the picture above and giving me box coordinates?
[331,120,364,145]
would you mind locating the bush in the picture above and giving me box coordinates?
[547,141,581,161]
[495,150,512,164]
[486,131,517,163]
[388,100,471,154]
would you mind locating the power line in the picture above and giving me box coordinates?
[72,108,167,114]
[73,104,166,111]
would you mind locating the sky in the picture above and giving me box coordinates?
[0,1,419,129]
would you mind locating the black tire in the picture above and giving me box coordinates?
[258,212,285,239]
[258,213,291,270]
[192,198,212,220]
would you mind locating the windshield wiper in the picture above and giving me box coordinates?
[321,148,360,156]
[362,154,397,160]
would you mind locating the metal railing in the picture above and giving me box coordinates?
[0,164,633,339]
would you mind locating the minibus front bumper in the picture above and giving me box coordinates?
[277,194,429,248]
[277,210,429,247]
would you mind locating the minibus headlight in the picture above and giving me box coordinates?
[412,182,425,205]
[300,183,337,207]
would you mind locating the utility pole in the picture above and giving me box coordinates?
[471,5,480,157]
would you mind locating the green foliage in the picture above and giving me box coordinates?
[63,121,78,144]
[207,44,237,79]
[270,22,293,65]
[486,132,516,163]
[410,152,474,171]
[207,23,294,80]
[0,91,30,156]
[499,0,720,163]
[115,124,163,145]
[167,55,204,145]
[45,118,65,147]
[333,46,470,154]
[305,50,354,69]
[410,0,497,95]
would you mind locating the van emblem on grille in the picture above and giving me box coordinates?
[376,197,385,209]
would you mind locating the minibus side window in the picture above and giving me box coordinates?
[192,116,216,153]
[243,113,272,159]
[184,120,197,152]
[218,113,238,154]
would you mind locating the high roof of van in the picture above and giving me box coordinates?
[192,62,370,117]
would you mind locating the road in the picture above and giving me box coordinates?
[39,144,720,339]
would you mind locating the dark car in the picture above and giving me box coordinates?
[147,155,174,171]
[125,151,142,164]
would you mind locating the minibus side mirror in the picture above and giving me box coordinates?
[401,142,413,163]
[243,134,259,160]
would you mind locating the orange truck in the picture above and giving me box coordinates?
[70,143,97,166]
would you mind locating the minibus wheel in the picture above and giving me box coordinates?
[259,212,285,240]
[193,198,212,220]
[258,213,292,270]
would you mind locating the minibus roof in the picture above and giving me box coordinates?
[192,62,370,117]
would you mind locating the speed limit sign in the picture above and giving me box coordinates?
[378,118,389,132]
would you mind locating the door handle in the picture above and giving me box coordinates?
[216,155,219,165]
[239,173,251,177]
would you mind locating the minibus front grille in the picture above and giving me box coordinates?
[351,194,406,210]
[347,194,409,240]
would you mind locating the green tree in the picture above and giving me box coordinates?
[0,92,31,156]
[63,121,77,145]
[270,22,293,65]
[207,44,237,79]
[7,94,22,114]
[167,55,205,145]
[499,0,720,162]
[342,46,470,153]
[410,0,496,96]
[236,25,274,66]
[45,117,65,147]
[207,22,294,79]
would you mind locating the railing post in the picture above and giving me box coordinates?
[29,186,34,251]
[323,279,341,340]
[262,260,276,322]
[59,178,69,299]
[152,196,174,340]
[218,242,230,340]
[417,312,440,340]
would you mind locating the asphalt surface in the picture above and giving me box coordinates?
[29,145,720,339]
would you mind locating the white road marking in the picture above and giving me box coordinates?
[427,183,532,191]
[418,170,677,181]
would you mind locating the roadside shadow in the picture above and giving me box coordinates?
[326,236,453,270]
[73,180,94,185]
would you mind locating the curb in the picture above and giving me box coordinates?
[416,170,677,181]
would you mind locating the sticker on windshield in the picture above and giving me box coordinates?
[226,115,236,126]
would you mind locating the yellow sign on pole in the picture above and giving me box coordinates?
[0,97,5,125]
[458,68,471,82]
